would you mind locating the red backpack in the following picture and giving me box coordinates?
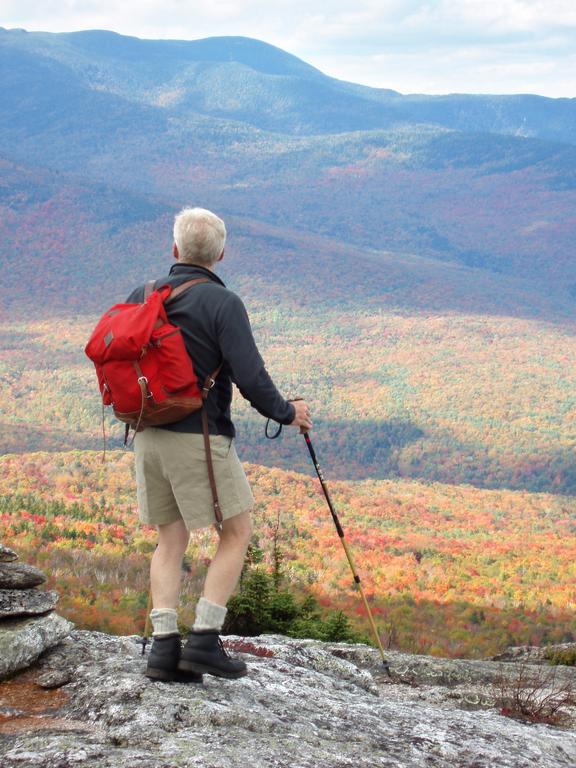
[85,278,223,522]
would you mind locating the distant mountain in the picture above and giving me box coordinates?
[1,28,575,142]
[0,27,575,311]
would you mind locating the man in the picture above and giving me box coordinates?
[126,207,312,683]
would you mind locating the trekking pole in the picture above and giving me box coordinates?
[301,430,391,676]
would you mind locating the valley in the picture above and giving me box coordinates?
[0,27,574,658]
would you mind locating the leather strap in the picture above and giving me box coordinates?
[144,277,210,303]
[201,365,223,399]
[201,406,223,527]
[200,366,224,527]
[166,278,210,303]
[126,361,151,444]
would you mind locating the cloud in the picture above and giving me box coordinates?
[286,1,576,51]
[2,0,575,96]
[316,44,576,97]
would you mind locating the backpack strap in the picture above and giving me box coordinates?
[201,364,223,397]
[201,407,222,527]
[144,277,210,303]
[165,278,210,303]
[144,280,156,300]
[200,364,224,528]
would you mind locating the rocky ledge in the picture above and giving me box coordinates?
[0,632,574,768]
[0,546,73,679]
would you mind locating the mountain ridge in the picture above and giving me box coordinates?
[2,27,574,143]
[1,26,575,302]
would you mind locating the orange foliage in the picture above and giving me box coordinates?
[0,450,574,658]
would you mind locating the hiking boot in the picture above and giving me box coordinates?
[178,630,248,679]
[145,634,203,683]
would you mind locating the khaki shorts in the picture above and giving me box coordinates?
[134,428,254,530]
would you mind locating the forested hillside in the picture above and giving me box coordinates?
[1,451,574,658]
[1,306,575,493]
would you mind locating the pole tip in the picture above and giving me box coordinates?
[137,636,149,656]
[382,660,392,678]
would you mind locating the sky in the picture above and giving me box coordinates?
[2,1,575,97]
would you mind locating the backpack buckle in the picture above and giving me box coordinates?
[138,375,153,399]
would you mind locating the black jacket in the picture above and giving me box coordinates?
[126,262,295,436]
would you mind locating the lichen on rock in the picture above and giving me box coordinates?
[0,588,58,619]
[0,613,73,679]
[0,631,574,768]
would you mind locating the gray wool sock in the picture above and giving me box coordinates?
[150,608,179,637]
[193,597,227,631]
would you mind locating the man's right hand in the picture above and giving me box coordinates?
[290,400,312,431]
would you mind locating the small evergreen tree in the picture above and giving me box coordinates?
[321,610,357,642]
[268,590,299,633]
[287,594,327,640]
[224,569,271,635]
[223,565,364,644]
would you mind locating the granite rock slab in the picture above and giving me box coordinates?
[0,632,574,768]
[492,643,576,665]
[0,563,46,590]
[0,588,58,618]
[0,544,18,563]
[0,612,73,679]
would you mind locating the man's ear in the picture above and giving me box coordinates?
[217,249,225,262]
[173,243,179,260]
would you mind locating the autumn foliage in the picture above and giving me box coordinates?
[0,450,574,658]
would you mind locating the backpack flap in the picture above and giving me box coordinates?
[85,291,168,365]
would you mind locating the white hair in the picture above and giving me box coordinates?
[173,207,226,267]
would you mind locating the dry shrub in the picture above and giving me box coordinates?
[545,648,576,667]
[494,663,576,727]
